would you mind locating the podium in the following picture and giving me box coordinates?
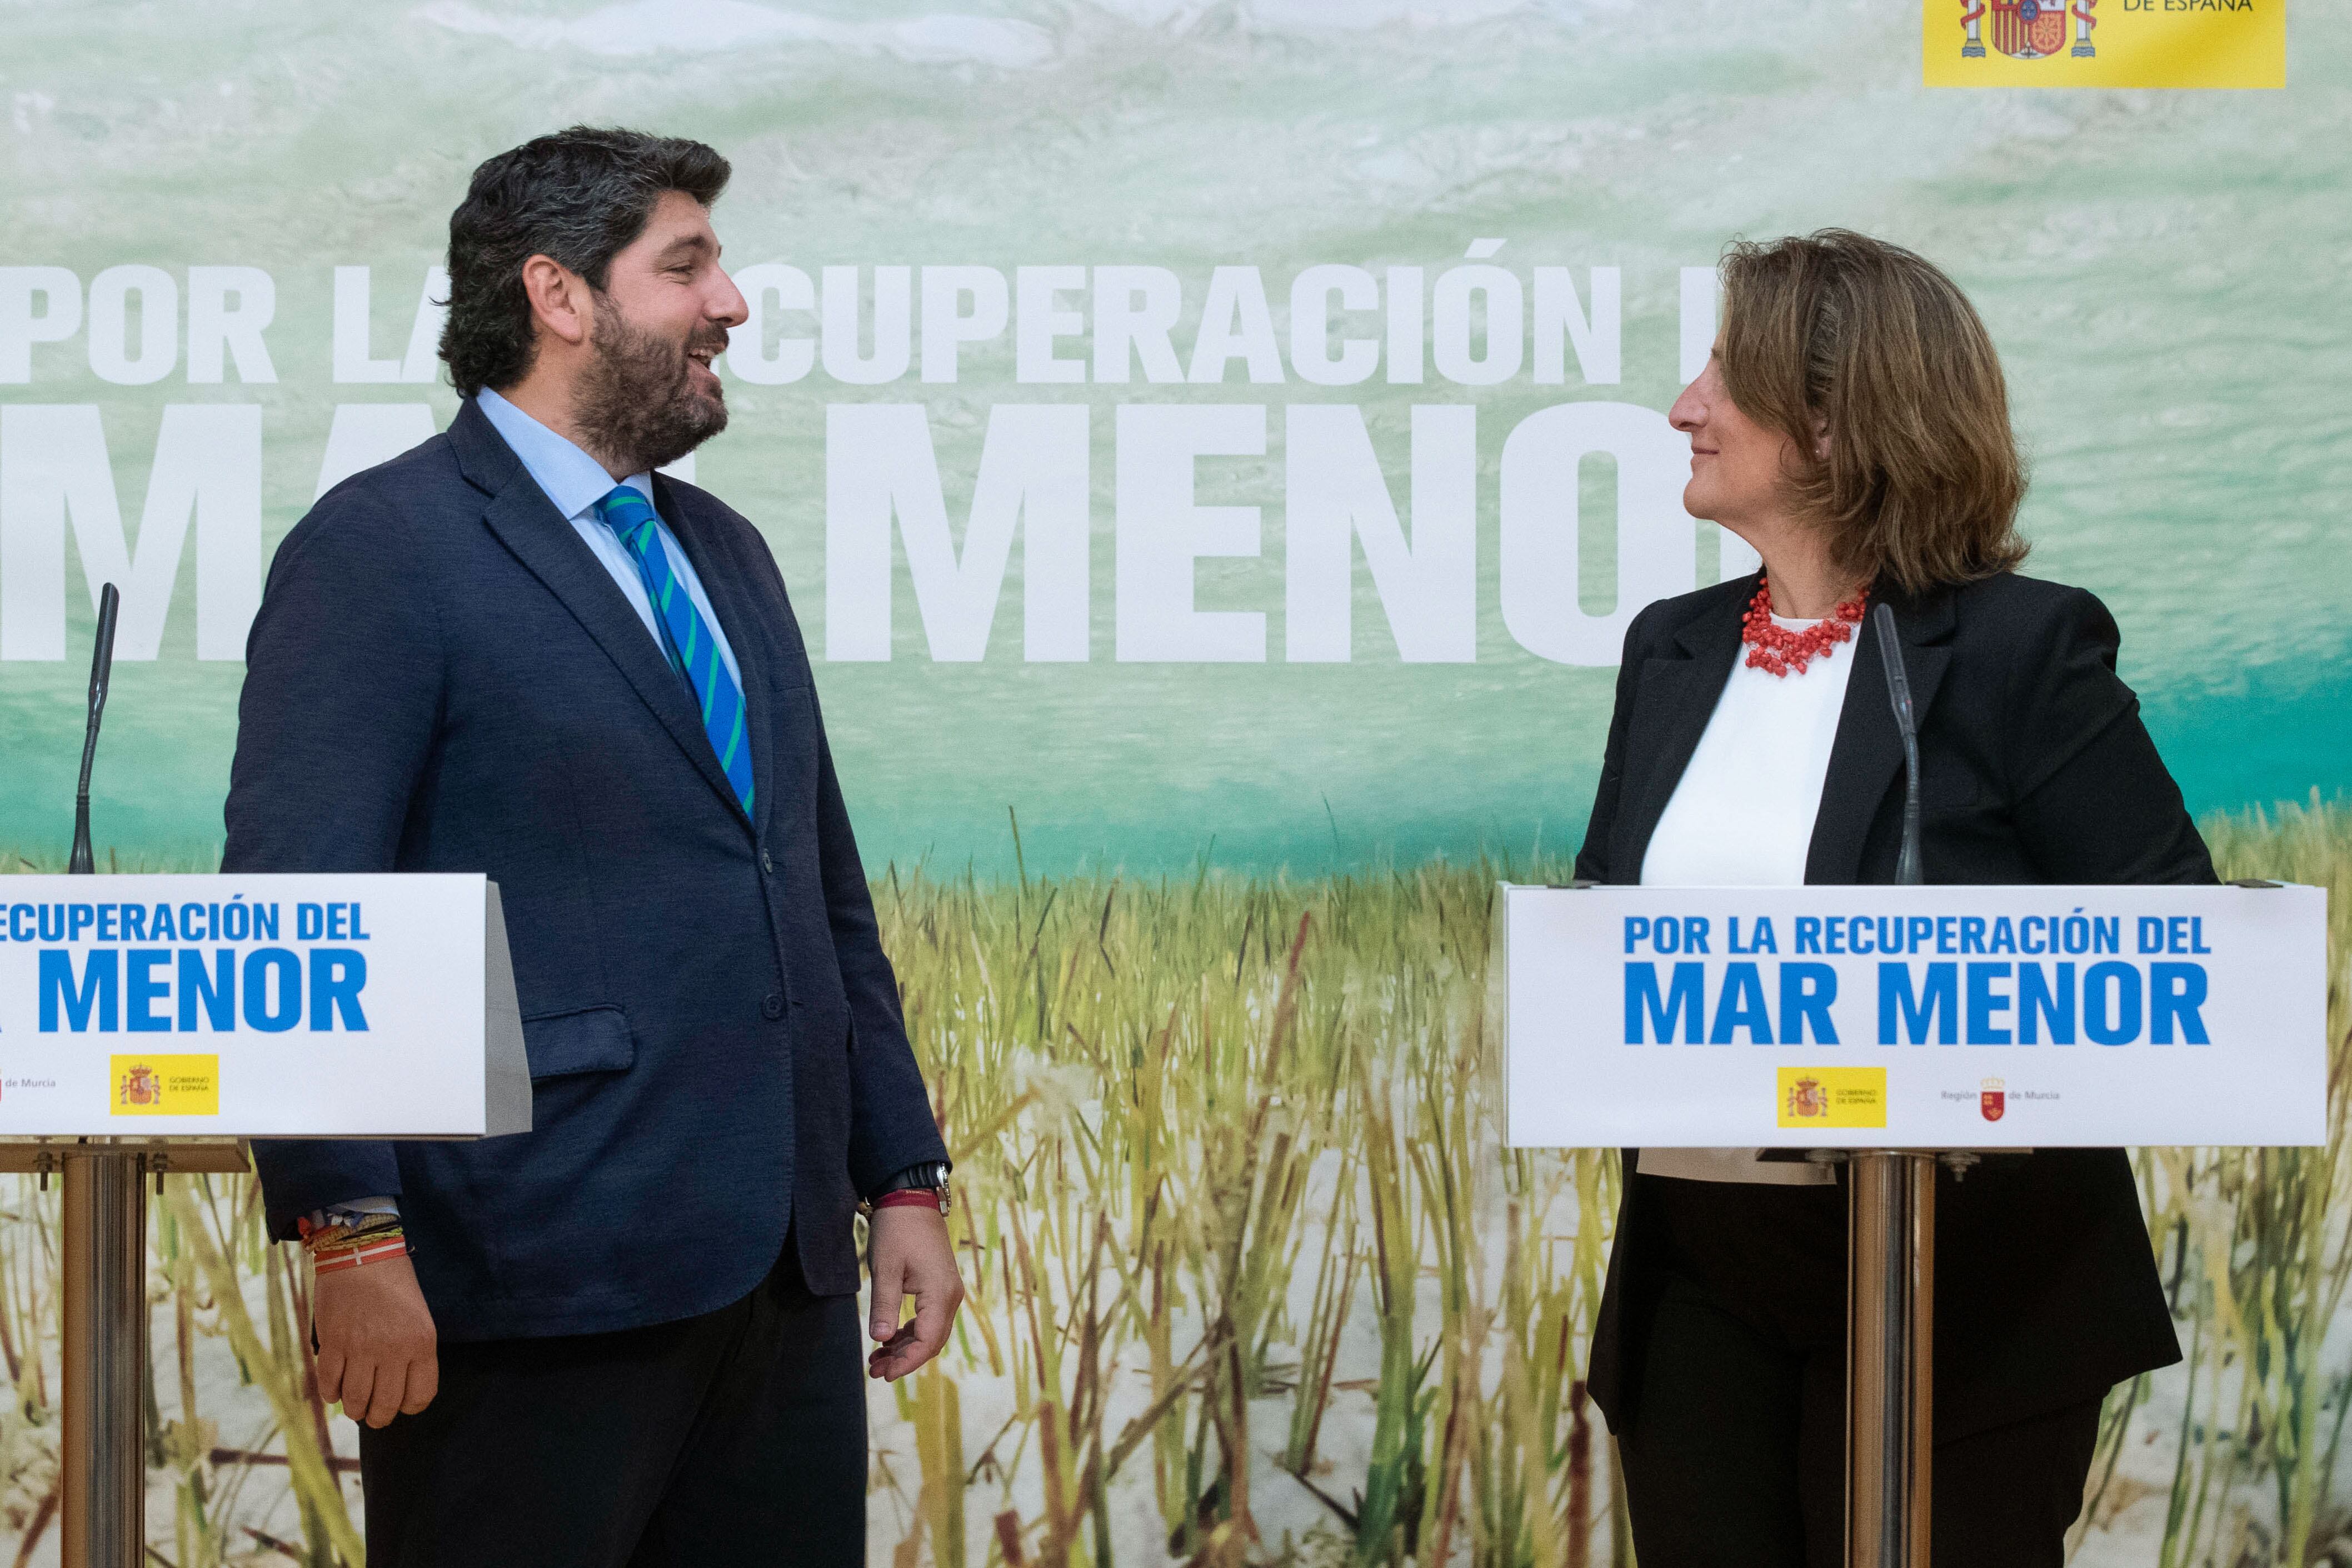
[1497,880,2329,1567]
[0,873,531,1568]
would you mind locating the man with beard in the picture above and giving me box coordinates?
[224,127,962,1566]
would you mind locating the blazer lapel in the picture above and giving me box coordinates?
[452,403,751,828]
[652,477,775,846]
[1610,583,1747,878]
[1804,586,1954,884]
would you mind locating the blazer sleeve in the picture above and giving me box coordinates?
[2004,587,2216,886]
[223,490,445,1237]
[810,705,952,1194]
[1572,608,1654,885]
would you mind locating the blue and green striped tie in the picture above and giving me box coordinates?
[594,487,755,816]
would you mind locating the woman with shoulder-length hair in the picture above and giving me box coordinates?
[1574,229,2209,1566]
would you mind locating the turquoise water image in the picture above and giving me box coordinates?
[1,0,2344,872]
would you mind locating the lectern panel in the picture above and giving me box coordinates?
[1500,882,2327,1149]
[0,873,522,1138]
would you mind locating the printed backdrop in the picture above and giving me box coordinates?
[1,0,2342,876]
[0,3,2344,1566]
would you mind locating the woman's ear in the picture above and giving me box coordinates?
[1810,411,1832,462]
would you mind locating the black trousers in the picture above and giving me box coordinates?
[359,1241,866,1568]
[1615,1176,2104,1568]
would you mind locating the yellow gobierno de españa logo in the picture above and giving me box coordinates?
[1778,1067,1887,1130]
[1923,0,2284,88]
[111,1056,221,1116]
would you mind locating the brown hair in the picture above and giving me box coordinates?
[1718,229,2028,596]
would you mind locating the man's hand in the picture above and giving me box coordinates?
[313,1256,440,1427]
[867,1205,964,1382]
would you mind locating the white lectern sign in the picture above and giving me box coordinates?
[0,874,529,1137]
[1500,882,2326,1149]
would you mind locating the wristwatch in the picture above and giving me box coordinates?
[865,1160,952,1216]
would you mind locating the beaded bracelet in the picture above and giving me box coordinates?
[298,1212,410,1272]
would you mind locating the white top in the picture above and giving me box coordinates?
[1637,612,1857,1186]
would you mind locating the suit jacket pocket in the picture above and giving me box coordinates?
[521,1005,636,1080]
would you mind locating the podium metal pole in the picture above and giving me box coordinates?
[1846,1150,1936,1568]
[62,1147,148,1568]
[61,582,139,1567]
[1854,603,1936,1564]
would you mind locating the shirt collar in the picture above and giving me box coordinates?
[475,387,653,522]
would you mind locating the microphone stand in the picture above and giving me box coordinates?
[68,584,120,876]
[1840,602,1937,1567]
[57,582,147,1568]
[1875,602,1925,890]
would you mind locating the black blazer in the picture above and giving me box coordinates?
[1575,570,2210,1441]
[227,400,949,1340]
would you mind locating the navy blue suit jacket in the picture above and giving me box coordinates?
[226,398,947,1340]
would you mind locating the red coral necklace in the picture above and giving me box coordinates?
[1742,575,1869,677]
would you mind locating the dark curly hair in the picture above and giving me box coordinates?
[438,127,731,398]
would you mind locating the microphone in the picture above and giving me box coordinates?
[1872,601,1924,886]
[68,582,121,876]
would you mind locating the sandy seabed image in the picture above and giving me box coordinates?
[1,797,2346,1564]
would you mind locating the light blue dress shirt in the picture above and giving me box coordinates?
[476,387,742,688]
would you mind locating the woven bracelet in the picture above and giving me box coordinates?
[872,1190,942,1213]
[312,1234,411,1274]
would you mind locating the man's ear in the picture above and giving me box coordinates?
[521,256,592,350]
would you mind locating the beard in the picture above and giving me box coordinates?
[571,293,731,476]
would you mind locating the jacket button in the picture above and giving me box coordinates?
[761,992,785,1020]
[760,849,775,876]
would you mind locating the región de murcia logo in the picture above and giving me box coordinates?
[1961,0,2096,58]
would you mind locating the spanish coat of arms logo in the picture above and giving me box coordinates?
[1961,0,2096,58]
[1786,1075,1830,1121]
[1981,1077,2006,1122]
[119,1063,161,1107]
